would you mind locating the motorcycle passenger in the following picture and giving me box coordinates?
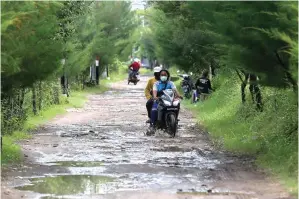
[195,69,213,101]
[151,69,183,127]
[128,58,141,79]
[144,66,162,123]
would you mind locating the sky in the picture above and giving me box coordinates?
[131,0,145,10]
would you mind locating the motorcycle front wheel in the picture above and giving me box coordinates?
[166,113,177,137]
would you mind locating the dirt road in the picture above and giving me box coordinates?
[1,76,293,199]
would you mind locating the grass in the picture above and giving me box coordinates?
[1,79,112,166]
[139,68,153,75]
[179,71,298,195]
[1,131,32,165]
[24,86,109,131]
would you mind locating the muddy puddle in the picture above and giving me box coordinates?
[16,175,114,196]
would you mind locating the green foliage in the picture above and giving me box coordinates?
[1,136,22,165]
[1,1,138,136]
[183,69,297,194]
[1,0,138,172]
[64,1,137,79]
[1,1,63,91]
[1,86,109,166]
[145,1,298,88]
[1,131,31,165]
[145,3,298,192]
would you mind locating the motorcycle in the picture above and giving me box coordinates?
[146,89,182,137]
[179,74,193,99]
[128,68,140,85]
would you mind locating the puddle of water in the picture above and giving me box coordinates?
[15,175,114,196]
[46,161,103,167]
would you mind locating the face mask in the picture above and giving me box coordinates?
[160,76,167,82]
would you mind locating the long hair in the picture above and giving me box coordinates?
[160,69,171,81]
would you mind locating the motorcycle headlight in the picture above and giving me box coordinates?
[163,100,172,106]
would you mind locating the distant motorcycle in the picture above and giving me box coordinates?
[128,68,140,85]
[146,89,182,137]
[179,74,193,99]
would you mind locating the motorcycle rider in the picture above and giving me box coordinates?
[180,74,194,98]
[150,69,183,128]
[144,66,162,123]
[183,75,194,88]
[128,58,141,80]
[195,69,213,101]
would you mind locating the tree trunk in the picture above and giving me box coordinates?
[96,66,100,85]
[77,75,81,87]
[53,80,60,105]
[249,84,263,112]
[38,81,42,111]
[32,85,37,115]
[20,87,25,109]
[210,59,216,77]
[106,65,109,77]
[241,81,246,103]
[209,66,212,80]
[17,89,20,108]
[275,51,297,92]
[235,69,246,103]
[82,73,85,90]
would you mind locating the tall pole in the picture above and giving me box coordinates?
[95,56,99,85]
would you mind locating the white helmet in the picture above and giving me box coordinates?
[133,58,140,62]
[154,66,162,73]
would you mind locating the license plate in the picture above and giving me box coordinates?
[167,108,178,111]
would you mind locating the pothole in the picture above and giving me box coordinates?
[15,175,114,196]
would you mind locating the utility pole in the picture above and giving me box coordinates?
[95,56,100,85]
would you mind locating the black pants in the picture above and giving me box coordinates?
[146,99,154,118]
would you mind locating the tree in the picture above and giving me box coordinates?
[145,1,298,89]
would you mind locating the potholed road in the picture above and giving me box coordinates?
[1,76,292,199]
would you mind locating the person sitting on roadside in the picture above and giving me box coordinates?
[144,66,162,123]
[195,69,213,101]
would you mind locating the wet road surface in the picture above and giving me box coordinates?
[1,76,293,199]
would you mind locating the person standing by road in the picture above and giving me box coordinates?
[195,69,213,101]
